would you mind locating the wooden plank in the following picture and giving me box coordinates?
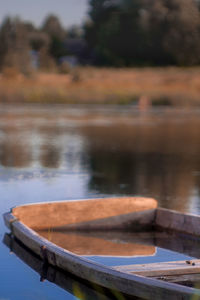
[154,273,200,285]
[114,260,200,277]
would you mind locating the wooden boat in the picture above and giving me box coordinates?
[3,233,120,300]
[3,197,200,300]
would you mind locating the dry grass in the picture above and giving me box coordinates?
[1,67,200,106]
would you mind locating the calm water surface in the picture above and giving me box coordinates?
[1,104,200,299]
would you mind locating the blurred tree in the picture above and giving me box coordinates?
[42,15,67,60]
[1,2,200,70]
[85,0,122,65]
[143,0,200,65]
[24,21,55,70]
[42,15,66,39]
[0,17,32,74]
[26,23,50,52]
[85,0,200,66]
[86,0,157,65]
[67,25,84,38]
[163,0,200,65]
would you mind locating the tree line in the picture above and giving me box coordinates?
[1,0,200,74]
[0,15,84,74]
[86,0,200,66]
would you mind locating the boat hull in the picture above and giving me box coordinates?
[3,197,200,300]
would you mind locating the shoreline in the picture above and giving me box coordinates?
[1,67,200,107]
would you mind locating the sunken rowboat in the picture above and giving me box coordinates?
[3,197,200,300]
[3,233,121,300]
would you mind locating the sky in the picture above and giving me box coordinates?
[0,0,89,28]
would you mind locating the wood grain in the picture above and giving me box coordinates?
[156,208,200,236]
[12,197,157,230]
[114,260,200,277]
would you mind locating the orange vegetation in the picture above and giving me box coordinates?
[0,67,200,105]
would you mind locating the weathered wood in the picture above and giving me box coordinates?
[11,197,157,230]
[3,212,18,230]
[156,208,200,236]
[9,219,200,300]
[3,234,114,300]
[155,273,200,286]
[47,209,156,232]
[4,198,200,300]
[114,260,200,277]
[3,201,200,300]
[153,230,200,259]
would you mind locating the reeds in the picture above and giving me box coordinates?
[0,67,200,106]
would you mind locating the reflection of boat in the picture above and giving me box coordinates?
[3,234,120,300]
[37,228,156,257]
[3,197,200,299]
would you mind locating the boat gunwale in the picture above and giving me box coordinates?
[10,197,157,209]
[4,205,200,300]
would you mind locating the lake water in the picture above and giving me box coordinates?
[1,104,200,299]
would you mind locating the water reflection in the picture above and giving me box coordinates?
[37,230,156,257]
[2,105,200,299]
[3,230,199,298]
[3,234,136,300]
[82,119,200,212]
[0,128,32,168]
[0,106,200,213]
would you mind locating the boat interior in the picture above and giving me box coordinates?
[5,197,200,289]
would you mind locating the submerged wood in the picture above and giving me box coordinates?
[4,197,200,300]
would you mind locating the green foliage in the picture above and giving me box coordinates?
[29,31,50,52]
[42,15,68,60]
[0,17,32,74]
[85,0,200,66]
[1,1,200,70]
